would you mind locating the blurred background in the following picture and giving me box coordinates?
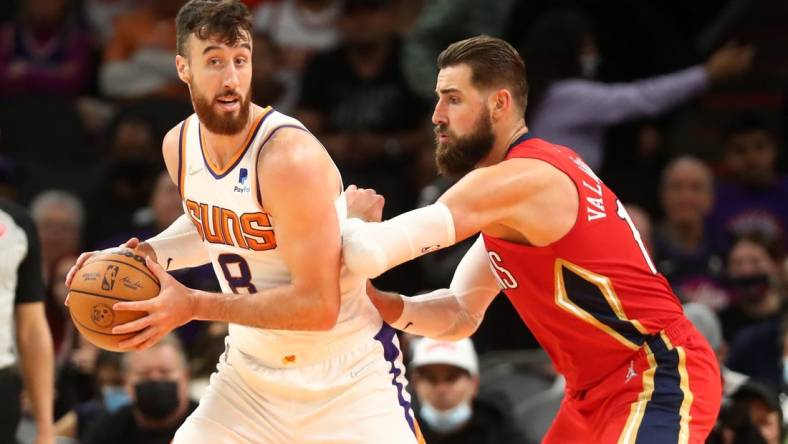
[1,0,787,442]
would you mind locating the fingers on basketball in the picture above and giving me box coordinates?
[67,248,160,352]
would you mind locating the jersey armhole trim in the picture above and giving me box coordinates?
[253,124,310,211]
[177,119,189,199]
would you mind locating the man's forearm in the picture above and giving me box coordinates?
[342,203,456,278]
[191,283,339,331]
[17,313,54,432]
[368,236,499,341]
[145,214,210,270]
[387,289,485,341]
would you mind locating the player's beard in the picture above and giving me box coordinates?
[434,109,495,178]
[191,85,252,135]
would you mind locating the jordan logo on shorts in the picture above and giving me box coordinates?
[625,360,637,383]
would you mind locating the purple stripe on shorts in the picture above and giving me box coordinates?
[373,323,416,436]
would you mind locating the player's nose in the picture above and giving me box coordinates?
[223,65,240,89]
[431,106,446,126]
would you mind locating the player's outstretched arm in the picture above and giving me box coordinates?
[343,160,540,278]
[369,236,500,341]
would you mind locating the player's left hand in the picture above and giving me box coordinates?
[111,256,195,351]
[345,184,384,222]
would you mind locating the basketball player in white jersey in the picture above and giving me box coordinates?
[65,1,422,443]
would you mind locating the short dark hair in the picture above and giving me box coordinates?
[722,113,776,141]
[437,35,528,113]
[175,0,253,57]
[730,231,783,263]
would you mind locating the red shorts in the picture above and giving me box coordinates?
[543,317,722,444]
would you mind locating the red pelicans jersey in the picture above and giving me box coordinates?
[482,134,684,391]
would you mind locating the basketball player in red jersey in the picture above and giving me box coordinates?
[342,35,722,443]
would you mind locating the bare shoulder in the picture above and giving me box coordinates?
[258,127,333,175]
[445,158,565,205]
[438,157,578,243]
[257,127,340,199]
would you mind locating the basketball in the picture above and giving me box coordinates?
[68,248,160,352]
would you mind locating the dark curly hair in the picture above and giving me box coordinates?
[175,0,253,57]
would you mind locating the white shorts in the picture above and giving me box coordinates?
[173,324,423,444]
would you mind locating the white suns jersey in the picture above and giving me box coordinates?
[177,107,381,364]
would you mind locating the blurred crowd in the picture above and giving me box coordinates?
[1,0,787,443]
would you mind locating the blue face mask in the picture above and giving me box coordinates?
[102,386,130,413]
[420,401,472,434]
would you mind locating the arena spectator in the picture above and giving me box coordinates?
[726,315,783,394]
[709,115,788,252]
[0,0,93,98]
[709,382,783,444]
[84,115,162,248]
[683,303,749,396]
[250,31,299,113]
[296,0,431,218]
[54,351,127,442]
[719,233,784,342]
[410,337,526,444]
[654,156,727,309]
[82,0,137,43]
[30,189,84,285]
[83,334,197,444]
[98,0,185,99]
[401,0,517,101]
[522,11,753,171]
[252,0,340,73]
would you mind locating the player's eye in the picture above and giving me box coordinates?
[449,96,460,104]
[209,58,222,67]
[234,57,247,66]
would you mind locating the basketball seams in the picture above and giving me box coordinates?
[71,253,158,351]
[67,288,140,302]
[70,314,133,337]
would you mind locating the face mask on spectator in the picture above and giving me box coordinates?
[420,401,472,434]
[726,273,771,304]
[102,385,130,413]
[134,380,179,419]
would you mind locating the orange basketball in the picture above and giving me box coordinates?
[68,248,160,352]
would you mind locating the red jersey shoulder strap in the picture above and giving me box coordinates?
[504,134,586,179]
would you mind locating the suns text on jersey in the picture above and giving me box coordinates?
[184,199,277,251]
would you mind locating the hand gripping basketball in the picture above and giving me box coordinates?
[64,237,155,304]
[67,248,161,351]
[111,256,196,351]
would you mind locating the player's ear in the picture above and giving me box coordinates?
[176,54,191,84]
[489,89,511,121]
